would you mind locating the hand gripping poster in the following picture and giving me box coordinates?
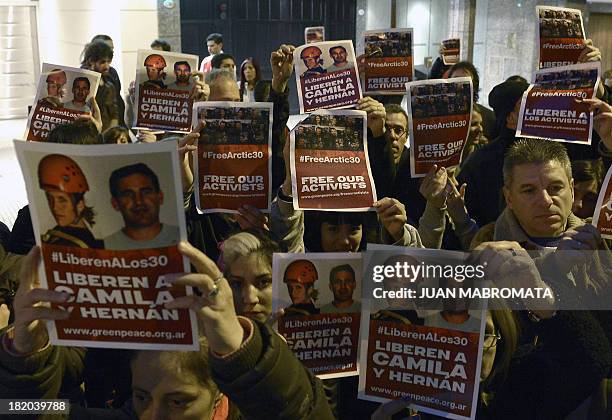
[294,40,362,113]
[305,26,325,44]
[442,38,461,66]
[516,62,600,145]
[358,245,486,420]
[25,64,100,142]
[363,28,414,95]
[133,50,199,133]
[592,165,612,239]
[273,253,362,379]
[192,101,272,213]
[14,140,199,350]
[537,6,586,69]
[290,110,377,211]
[406,77,473,177]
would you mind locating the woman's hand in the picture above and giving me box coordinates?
[12,247,70,354]
[419,165,448,209]
[165,242,244,355]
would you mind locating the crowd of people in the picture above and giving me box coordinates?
[197,107,270,145]
[364,31,412,58]
[0,13,611,420]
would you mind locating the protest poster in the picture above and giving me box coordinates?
[14,140,198,350]
[592,165,612,239]
[442,38,461,66]
[24,64,100,142]
[294,40,362,113]
[363,28,414,95]
[537,6,586,69]
[192,101,272,213]
[272,253,362,379]
[305,26,325,44]
[516,62,600,145]
[406,77,473,177]
[133,49,199,133]
[290,110,377,211]
[358,245,486,420]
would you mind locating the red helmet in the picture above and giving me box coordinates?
[144,54,167,69]
[46,69,67,85]
[300,46,322,60]
[38,154,89,193]
[283,260,318,284]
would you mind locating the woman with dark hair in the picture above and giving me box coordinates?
[81,41,119,131]
[239,58,261,102]
[571,158,605,219]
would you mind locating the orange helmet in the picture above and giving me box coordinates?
[144,54,167,69]
[300,46,322,60]
[283,260,318,284]
[38,154,89,193]
[46,69,67,85]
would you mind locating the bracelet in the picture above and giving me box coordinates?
[277,186,293,203]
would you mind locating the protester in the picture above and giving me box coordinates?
[81,41,119,131]
[571,158,605,219]
[447,61,496,140]
[90,34,126,127]
[200,33,224,73]
[211,53,236,78]
[102,126,131,144]
[238,57,262,102]
[150,38,171,51]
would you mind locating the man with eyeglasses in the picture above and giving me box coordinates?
[368,103,426,226]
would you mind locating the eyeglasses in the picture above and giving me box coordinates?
[483,331,502,349]
[385,124,406,137]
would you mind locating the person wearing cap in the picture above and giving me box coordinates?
[142,53,167,90]
[456,76,530,227]
[300,46,326,77]
[37,154,103,248]
[37,69,67,108]
[283,259,320,316]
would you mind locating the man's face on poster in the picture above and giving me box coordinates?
[330,270,356,303]
[45,190,82,227]
[112,173,163,229]
[72,80,90,103]
[174,63,191,84]
[330,47,347,65]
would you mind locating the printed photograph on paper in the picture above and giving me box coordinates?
[14,140,198,350]
[363,28,414,95]
[25,64,100,142]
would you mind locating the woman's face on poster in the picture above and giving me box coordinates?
[45,190,82,227]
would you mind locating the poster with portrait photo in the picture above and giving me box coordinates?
[305,26,325,44]
[363,28,414,95]
[133,49,199,133]
[24,64,100,142]
[516,62,600,145]
[406,77,473,177]
[290,109,377,211]
[358,244,486,420]
[192,101,273,214]
[294,40,362,113]
[442,38,461,66]
[14,140,198,351]
[272,252,362,379]
[592,165,612,239]
[536,6,586,69]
